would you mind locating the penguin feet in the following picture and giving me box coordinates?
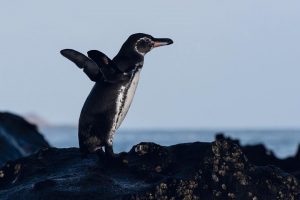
[96,148,105,159]
[105,145,116,159]
[105,145,121,165]
[96,145,125,166]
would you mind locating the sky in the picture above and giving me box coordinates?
[0,1,299,129]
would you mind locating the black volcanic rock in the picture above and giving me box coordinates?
[216,134,300,180]
[0,112,50,166]
[0,136,299,200]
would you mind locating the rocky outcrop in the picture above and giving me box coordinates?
[219,134,300,180]
[0,135,299,200]
[0,112,50,166]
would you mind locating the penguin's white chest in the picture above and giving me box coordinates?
[117,70,141,128]
[108,70,141,144]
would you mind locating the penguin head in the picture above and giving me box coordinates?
[120,33,173,56]
[114,33,173,72]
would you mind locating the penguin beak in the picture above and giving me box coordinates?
[152,38,173,48]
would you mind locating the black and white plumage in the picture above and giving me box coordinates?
[60,33,173,158]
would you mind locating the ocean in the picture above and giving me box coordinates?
[40,127,300,159]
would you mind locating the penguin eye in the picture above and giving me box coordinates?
[138,39,147,47]
[144,38,153,46]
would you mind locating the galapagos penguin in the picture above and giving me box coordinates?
[60,33,173,158]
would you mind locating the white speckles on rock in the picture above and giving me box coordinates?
[228,192,235,198]
[135,144,149,155]
[212,174,219,182]
[0,171,4,178]
[14,164,21,175]
[221,184,227,190]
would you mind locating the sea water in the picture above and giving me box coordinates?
[41,127,300,159]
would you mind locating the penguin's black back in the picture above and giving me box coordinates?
[78,76,131,154]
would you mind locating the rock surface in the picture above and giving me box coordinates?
[0,112,50,166]
[0,135,299,200]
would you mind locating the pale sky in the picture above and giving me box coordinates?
[0,1,299,129]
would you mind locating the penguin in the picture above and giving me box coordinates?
[60,33,173,158]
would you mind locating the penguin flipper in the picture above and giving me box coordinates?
[87,50,112,68]
[60,49,103,82]
[87,50,126,82]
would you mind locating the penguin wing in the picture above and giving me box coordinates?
[60,49,104,82]
[87,50,112,68]
[87,50,127,82]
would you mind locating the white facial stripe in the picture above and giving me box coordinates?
[135,47,145,56]
[134,37,153,55]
